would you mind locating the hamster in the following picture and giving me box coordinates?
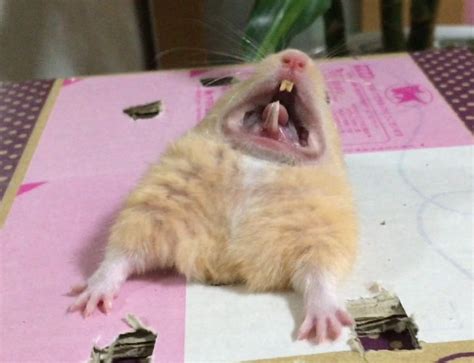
[69,49,358,344]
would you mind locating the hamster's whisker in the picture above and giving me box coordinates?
[155,47,250,65]
[209,18,264,60]
[199,76,235,87]
[324,43,351,59]
[211,70,256,87]
[182,59,249,68]
[187,18,262,59]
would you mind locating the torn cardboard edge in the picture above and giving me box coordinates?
[248,289,470,362]
[90,314,157,363]
[346,290,421,352]
[246,340,474,363]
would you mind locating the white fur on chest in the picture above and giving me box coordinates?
[240,155,277,190]
[229,155,278,239]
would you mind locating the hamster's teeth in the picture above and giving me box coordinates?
[279,80,294,93]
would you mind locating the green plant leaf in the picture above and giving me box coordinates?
[243,0,332,60]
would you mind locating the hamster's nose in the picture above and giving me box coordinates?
[280,50,308,71]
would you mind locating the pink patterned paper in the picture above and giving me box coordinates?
[1,71,195,362]
[1,176,186,362]
[25,71,198,183]
[62,77,83,86]
[16,181,46,195]
[319,55,472,153]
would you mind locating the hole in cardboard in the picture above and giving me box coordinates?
[90,315,157,363]
[123,101,162,120]
[347,291,421,352]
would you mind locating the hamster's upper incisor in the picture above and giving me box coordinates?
[69,49,358,344]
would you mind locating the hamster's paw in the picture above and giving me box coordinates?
[297,304,353,344]
[68,272,122,317]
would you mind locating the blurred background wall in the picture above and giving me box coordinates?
[0,0,472,81]
[0,0,149,81]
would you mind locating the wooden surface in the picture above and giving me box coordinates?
[152,0,207,69]
[248,340,474,363]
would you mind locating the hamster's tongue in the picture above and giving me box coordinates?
[261,101,288,139]
[260,78,303,144]
[241,79,306,147]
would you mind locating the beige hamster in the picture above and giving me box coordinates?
[69,49,358,344]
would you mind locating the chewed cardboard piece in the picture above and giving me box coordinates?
[346,290,420,352]
[123,100,162,120]
[90,314,157,363]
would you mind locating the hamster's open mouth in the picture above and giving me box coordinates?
[223,78,324,162]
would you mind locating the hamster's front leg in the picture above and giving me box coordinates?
[68,204,172,316]
[68,249,130,316]
[294,269,353,343]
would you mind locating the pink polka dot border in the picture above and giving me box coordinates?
[0,79,54,201]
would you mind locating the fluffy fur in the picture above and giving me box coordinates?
[110,131,357,288]
[70,49,358,342]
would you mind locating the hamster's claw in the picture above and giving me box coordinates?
[69,283,87,295]
[297,308,353,344]
[67,283,116,317]
[336,309,354,326]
